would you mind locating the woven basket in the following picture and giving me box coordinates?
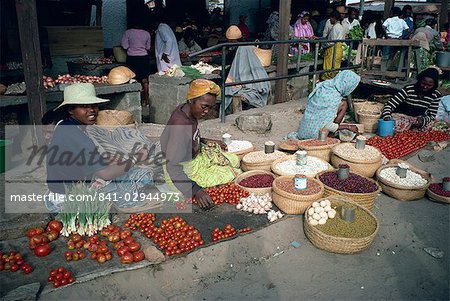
[229,145,255,161]
[357,110,381,133]
[330,143,382,178]
[242,151,286,172]
[426,188,450,204]
[271,155,333,177]
[235,170,275,196]
[353,101,384,123]
[315,170,382,211]
[96,122,138,131]
[97,110,135,126]
[272,176,324,214]
[304,196,379,254]
[297,138,340,162]
[376,159,431,201]
[253,45,272,67]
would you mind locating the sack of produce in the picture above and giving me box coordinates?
[271,155,333,177]
[304,196,379,254]
[272,176,324,214]
[235,170,275,196]
[376,159,431,201]
[242,150,286,171]
[297,138,340,162]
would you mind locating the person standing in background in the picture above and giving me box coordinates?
[342,7,360,38]
[317,7,333,38]
[293,11,315,54]
[401,5,414,39]
[310,10,320,35]
[237,15,251,41]
[322,5,346,38]
[381,7,409,72]
[321,10,344,81]
[154,18,182,72]
[121,20,151,106]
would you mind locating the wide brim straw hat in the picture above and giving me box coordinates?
[54,83,109,110]
[226,25,242,40]
[107,66,136,85]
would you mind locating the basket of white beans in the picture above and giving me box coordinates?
[306,199,337,226]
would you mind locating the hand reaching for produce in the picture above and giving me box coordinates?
[411,117,424,129]
[194,189,214,210]
[162,53,170,64]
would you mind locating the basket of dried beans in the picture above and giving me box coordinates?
[241,150,287,172]
[271,155,333,178]
[272,176,324,214]
[427,177,450,204]
[226,140,255,160]
[331,142,382,178]
[297,137,340,162]
[316,169,381,211]
[235,170,275,196]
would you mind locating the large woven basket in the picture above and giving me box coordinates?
[376,159,431,201]
[97,110,135,126]
[229,145,255,161]
[271,155,333,177]
[253,45,272,67]
[331,143,382,178]
[315,170,382,211]
[272,176,324,214]
[353,101,384,123]
[242,151,286,172]
[357,110,381,133]
[297,138,340,162]
[304,196,379,254]
[235,170,275,196]
[426,188,450,204]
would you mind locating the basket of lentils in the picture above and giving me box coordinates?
[376,159,431,201]
[331,141,382,178]
[316,167,381,211]
[272,175,324,214]
[304,196,379,254]
[242,150,287,172]
[227,140,255,160]
[297,137,340,162]
[427,177,450,204]
[235,170,275,196]
[271,155,333,177]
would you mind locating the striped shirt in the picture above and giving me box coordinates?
[381,85,441,126]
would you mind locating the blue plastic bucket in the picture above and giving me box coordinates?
[377,119,395,137]
[0,140,12,173]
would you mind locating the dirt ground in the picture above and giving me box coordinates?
[36,101,450,301]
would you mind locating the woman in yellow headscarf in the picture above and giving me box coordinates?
[160,79,241,209]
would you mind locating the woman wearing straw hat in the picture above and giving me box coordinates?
[45,83,157,212]
[160,79,241,210]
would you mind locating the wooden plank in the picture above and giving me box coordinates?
[45,26,103,55]
[15,0,45,145]
[274,0,291,104]
[363,38,420,47]
[362,70,406,78]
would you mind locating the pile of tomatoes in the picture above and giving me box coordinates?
[48,266,75,288]
[202,183,250,205]
[64,249,86,262]
[113,235,145,264]
[27,220,63,257]
[238,227,252,234]
[153,216,204,256]
[367,130,450,159]
[124,213,156,233]
[211,224,237,242]
[0,251,32,274]
[84,235,113,264]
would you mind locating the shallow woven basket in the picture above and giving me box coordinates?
[97,110,135,126]
[242,151,286,172]
[426,188,450,204]
[303,196,379,254]
[229,145,255,161]
[331,143,382,178]
[297,138,341,162]
[315,170,382,211]
[235,170,275,196]
[272,176,324,214]
[271,155,333,177]
[376,159,431,201]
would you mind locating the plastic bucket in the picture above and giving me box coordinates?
[377,119,395,137]
[0,139,12,173]
[436,52,450,68]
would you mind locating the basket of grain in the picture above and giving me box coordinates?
[297,138,340,162]
[376,159,431,201]
[241,150,287,172]
[272,176,324,214]
[271,155,333,177]
[235,170,275,196]
[316,169,381,211]
[304,196,379,254]
[227,140,255,160]
[330,142,382,178]
[427,180,450,204]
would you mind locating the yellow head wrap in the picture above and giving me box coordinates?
[186,79,221,101]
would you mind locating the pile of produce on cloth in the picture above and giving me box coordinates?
[238,174,274,188]
[367,130,450,159]
[274,156,330,176]
[306,199,337,226]
[275,178,322,195]
[42,74,108,89]
[70,56,114,64]
[226,140,253,153]
[189,61,221,74]
[318,171,379,193]
[378,163,428,187]
[198,183,250,205]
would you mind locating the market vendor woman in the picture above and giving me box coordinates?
[381,68,442,132]
[160,79,241,209]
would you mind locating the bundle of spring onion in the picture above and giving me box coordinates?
[57,182,112,237]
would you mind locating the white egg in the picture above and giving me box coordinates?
[308,207,315,216]
[328,210,336,219]
[312,202,320,208]
[320,200,327,207]
[318,218,327,225]
[324,205,332,212]
[309,219,319,226]
[314,207,324,214]
[325,199,331,207]
[312,213,321,220]
[319,211,328,218]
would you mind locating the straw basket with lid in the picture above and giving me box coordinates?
[297,138,340,162]
[303,196,379,254]
[330,142,382,178]
[376,159,431,201]
[316,170,381,211]
[356,103,384,133]
[96,110,137,130]
[271,155,333,177]
[235,170,275,196]
[353,101,384,122]
[241,150,287,171]
[272,175,324,214]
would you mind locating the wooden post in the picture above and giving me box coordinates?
[274,0,291,103]
[441,0,448,28]
[359,0,365,19]
[384,0,394,20]
[15,0,45,145]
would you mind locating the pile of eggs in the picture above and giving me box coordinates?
[307,199,337,226]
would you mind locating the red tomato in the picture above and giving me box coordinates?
[46,220,63,233]
[34,244,51,257]
[133,251,145,262]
